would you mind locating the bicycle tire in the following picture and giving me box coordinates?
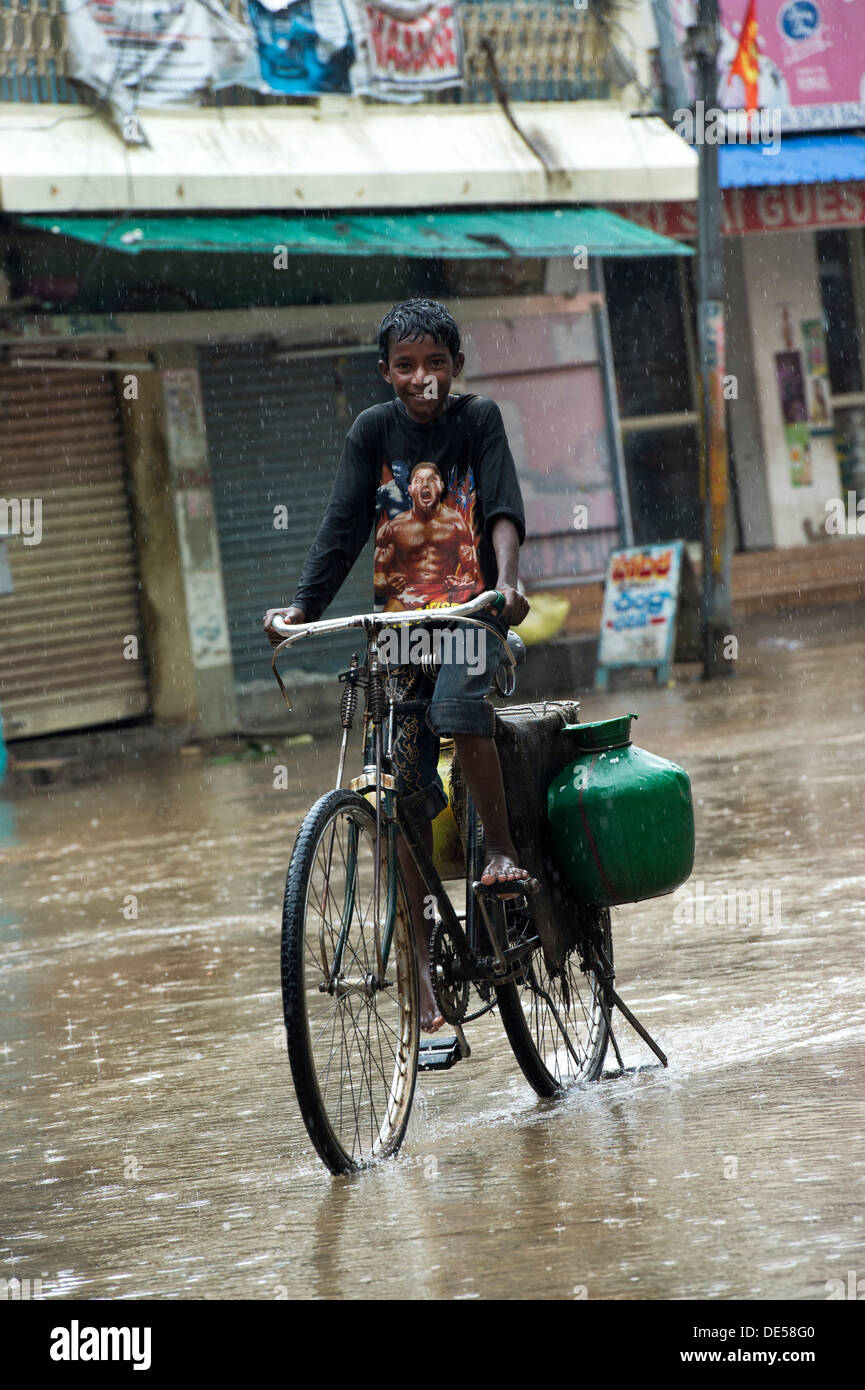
[495,910,612,1097]
[281,788,420,1174]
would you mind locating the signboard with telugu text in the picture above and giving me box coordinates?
[595,542,688,688]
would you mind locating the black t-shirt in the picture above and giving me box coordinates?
[291,393,526,621]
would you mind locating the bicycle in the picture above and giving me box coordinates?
[270,591,668,1176]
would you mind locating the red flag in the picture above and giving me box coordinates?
[729,0,760,113]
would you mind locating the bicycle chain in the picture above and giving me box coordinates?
[429,920,469,1024]
[461,996,499,1024]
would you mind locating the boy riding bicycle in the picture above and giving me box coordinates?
[264,299,539,1032]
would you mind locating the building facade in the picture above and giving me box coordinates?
[16,4,865,739]
[1,1,702,739]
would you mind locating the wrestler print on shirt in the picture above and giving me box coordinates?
[373,459,484,613]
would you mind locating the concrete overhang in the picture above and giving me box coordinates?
[0,101,698,213]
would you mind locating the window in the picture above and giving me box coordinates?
[623,427,702,546]
[606,256,701,543]
[816,229,863,398]
[605,258,694,418]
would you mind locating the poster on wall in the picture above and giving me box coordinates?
[64,0,464,108]
[345,0,464,99]
[784,421,813,485]
[670,0,865,131]
[247,0,354,94]
[62,0,260,116]
[182,571,233,670]
[775,350,814,485]
[459,308,620,586]
[800,318,834,435]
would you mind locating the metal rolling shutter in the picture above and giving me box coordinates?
[199,344,390,685]
[0,367,149,739]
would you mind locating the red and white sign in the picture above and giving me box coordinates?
[611,181,865,239]
[350,1,463,97]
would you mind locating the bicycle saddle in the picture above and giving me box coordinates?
[494,629,526,697]
[505,630,526,667]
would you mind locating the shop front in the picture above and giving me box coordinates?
[1,203,694,736]
[609,133,865,552]
[0,359,150,739]
[165,208,693,726]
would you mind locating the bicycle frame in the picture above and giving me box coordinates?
[271,592,513,988]
[274,588,673,1182]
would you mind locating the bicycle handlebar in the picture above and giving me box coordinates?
[269,590,508,710]
[269,589,506,649]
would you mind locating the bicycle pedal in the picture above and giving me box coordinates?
[472,878,537,900]
[418,1035,464,1072]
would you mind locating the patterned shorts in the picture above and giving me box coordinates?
[367,616,509,827]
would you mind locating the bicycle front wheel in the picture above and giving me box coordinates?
[496,910,612,1097]
[281,788,419,1174]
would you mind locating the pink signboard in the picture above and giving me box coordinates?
[671,0,865,130]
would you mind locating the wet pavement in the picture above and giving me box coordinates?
[2,605,864,1301]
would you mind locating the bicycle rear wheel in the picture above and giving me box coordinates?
[495,910,612,1097]
[281,788,419,1174]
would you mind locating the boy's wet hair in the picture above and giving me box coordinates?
[377,299,460,363]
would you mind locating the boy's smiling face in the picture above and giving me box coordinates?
[379,332,465,424]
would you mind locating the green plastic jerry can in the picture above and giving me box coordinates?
[546,715,695,907]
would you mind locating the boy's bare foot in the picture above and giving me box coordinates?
[480,845,540,895]
[419,972,445,1033]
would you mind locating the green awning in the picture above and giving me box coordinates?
[20,208,692,259]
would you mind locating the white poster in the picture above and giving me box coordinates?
[598,543,683,669]
[345,0,463,99]
[62,0,260,115]
[183,570,233,669]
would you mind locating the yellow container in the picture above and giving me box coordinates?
[432,739,466,881]
[363,739,465,881]
[515,593,569,646]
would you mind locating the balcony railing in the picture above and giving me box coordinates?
[0,0,617,107]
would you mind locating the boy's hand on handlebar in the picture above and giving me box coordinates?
[495,585,530,626]
[263,605,306,647]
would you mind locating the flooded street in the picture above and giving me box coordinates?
[2,605,864,1303]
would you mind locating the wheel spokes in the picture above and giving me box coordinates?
[522,947,606,1083]
[300,807,415,1164]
